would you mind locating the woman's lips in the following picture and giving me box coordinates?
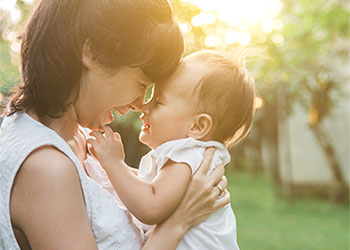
[112,107,126,116]
[104,110,114,124]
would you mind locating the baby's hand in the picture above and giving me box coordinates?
[87,126,125,170]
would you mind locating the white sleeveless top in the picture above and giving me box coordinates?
[0,112,143,250]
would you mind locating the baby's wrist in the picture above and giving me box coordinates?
[100,157,125,171]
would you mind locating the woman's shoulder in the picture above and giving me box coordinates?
[21,145,78,179]
[11,145,82,223]
[10,145,100,250]
[14,145,81,204]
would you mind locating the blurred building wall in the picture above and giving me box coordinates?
[278,87,350,185]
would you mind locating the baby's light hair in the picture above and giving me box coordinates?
[187,50,256,148]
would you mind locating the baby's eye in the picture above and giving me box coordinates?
[154,97,163,106]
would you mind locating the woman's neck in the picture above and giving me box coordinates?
[27,108,80,141]
[27,108,87,164]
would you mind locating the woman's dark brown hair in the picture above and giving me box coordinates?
[9,0,184,118]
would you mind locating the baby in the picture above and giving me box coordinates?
[89,50,255,249]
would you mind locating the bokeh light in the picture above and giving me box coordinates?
[254,97,264,109]
[0,0,17,12]
[181,0,283,47]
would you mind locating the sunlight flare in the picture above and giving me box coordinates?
[183,0,283,47]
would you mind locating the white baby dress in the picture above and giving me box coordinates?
[137,137,240,250]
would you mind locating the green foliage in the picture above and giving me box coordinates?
[257,0,349,114]
[0,41,20,95]
[0,0,39,95]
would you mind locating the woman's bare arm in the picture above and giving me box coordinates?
[10,146,98,250]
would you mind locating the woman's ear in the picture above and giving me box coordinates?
[82,41,97,71]
[188,113,213,140]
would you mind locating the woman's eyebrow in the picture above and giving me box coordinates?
[137,81,152,89]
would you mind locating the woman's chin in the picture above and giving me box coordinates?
[86,120,108,131]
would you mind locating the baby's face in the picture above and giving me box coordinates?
[139,60,205,149]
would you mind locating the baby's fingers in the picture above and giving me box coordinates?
[113,131,122,140]
[87,138,97,147]
[102,126,114,138]
[90,131,104,142]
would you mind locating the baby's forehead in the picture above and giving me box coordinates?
[158,67,191,99]
[166,59,207,90]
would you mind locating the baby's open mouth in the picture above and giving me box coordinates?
[142,119,150,129]
[140,113,150,129]
[143,122,150,129]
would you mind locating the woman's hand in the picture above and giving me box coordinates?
[170,147,230,229]
[87,126,125,170]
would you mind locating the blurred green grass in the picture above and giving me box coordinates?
[226,169,349,250]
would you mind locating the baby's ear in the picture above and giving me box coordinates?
[188,113,213,140]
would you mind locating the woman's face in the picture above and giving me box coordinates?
[76,65,152,130]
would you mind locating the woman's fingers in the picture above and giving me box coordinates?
[194,147,215,176]
[217,175,228,190]
[213,175,228,196]
[213,190,231,209]
[208,164,225,187]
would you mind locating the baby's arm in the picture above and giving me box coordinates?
[88,126,192,225]
[127,165,139,175]
[109,160,191,225]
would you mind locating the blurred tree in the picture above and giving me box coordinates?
[260,0,349,201]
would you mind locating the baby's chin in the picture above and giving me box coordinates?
[138,133,158,150]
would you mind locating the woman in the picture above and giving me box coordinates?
[0,0,230,249]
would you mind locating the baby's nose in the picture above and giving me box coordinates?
[140,102,150,114]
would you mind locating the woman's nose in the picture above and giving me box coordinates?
[140,101,151,114]
[129,98,143,111]
[130,88,148,111]
[118,106,130,115]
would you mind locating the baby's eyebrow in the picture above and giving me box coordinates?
[155,89,164,97]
